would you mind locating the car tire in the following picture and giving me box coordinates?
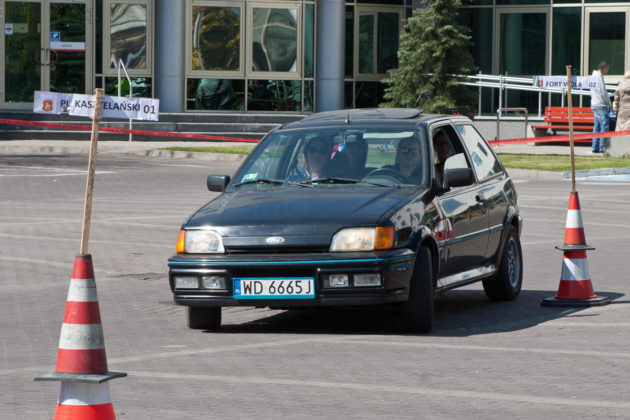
[187,306,222,330]
[483,225,522,300]
[401,246,434,333]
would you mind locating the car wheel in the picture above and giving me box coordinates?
[483,225,522,300]
[401,246,434,333]
[187,306,222,330]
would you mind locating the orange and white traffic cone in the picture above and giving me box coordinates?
[36,254,126,419]
[542,192,609,307]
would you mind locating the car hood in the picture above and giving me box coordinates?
[184,187,423,245]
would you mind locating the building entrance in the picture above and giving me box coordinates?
[1,0,93,109]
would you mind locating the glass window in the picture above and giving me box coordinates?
[251,8,298,73]
[456,124,502,180]
[357,10,399,75]
[459,8,493,74]
[4,2,41,102]
[233,126,428,187]
[303,80,314,112]
[497,0,548,5]
[304,4,314,78]
[187,78,245,111]
[552,8,581,75]
[345,6,354,77]
[499,12,546,76]
[191,6,241,71]
[355,81,385,108]
[588,12,625,76]
[110,3,147,70]
[105,76,152,97]
[247,79,301,111]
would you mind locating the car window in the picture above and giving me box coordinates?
[456,124,502,181]
[232,126,430,188]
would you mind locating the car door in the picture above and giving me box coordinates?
[431,123,489,282]
[454,122,508,260]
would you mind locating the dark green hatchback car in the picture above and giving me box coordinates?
[168,108,523,333]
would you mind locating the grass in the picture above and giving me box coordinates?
[162,146,630,172]
[497,153,630,172]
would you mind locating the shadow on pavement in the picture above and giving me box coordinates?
[209,289,625,337]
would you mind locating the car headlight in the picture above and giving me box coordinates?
[330,227,394,252]
[176,229,225,253]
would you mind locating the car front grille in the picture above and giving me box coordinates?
[225,245,329,255]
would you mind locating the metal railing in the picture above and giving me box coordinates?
[458,72,616,119]
[117,59,133,141]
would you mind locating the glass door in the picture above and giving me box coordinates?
[1,0,93,108]
[584,9,627,80]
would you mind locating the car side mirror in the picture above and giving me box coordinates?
[207,175,230,192]
[444,168,474,188]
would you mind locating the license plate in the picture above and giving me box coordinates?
[233,277,315,299]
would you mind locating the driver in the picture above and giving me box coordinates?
[388,136,423,182]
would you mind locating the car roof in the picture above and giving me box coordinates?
[277,108,471,131]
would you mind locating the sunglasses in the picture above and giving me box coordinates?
[399,147,420,156]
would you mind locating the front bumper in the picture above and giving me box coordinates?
[168,249,415,308]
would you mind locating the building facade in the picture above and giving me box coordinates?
[1,0,628,114]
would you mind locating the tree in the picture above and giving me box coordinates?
[381,0,476,114]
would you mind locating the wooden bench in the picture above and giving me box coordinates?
[532,106,594,136]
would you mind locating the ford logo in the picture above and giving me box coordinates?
[266,236,285,244]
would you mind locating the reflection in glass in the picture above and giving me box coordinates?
[304,4,314,78]
[187,78,244,110]
[5,2,41,102]
[50,3,85,93]
[589,13,625,76]
[304,80,313,112]
[248,80,301,111]
[252,8,298,72]
[359,13,375,73]
[110,4,147,69]
[192,6,240,71]
[552,8,581,75]
[345,7,354,77]
[499,13,545,76]
[358,12,399,74]
[105,77,152,97]
[355,81,384,108]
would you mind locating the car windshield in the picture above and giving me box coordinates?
[231,126,429,189]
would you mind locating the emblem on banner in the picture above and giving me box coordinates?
[42,100,53,112]
[537,79,543,88]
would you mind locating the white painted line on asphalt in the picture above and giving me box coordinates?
[0,165,115,177]
[319,338,630,360]
[130,370,630,409]
[0,232,171,248]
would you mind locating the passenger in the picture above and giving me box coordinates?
[286,136,331,182]
[390,136,423,181]
[433,131,453,184]
[345,137,368,178]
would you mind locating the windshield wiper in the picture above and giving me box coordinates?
[233,178,312,188]
[299,177,360,185]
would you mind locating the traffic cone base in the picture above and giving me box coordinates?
[54,382,116,420]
